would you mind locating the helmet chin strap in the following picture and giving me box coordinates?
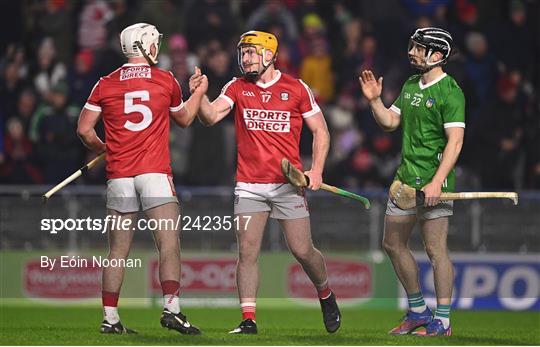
[243,48,274,81]
[136,41,157,65]
[410,49,442,72]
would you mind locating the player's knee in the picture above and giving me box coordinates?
[157,247,180,262]
[156,242,179,255]
[107,249,130,260]
[424,243,447,260]
[238,245,259,264]
[382,239,401,256]
[238,252,259,265]
[291,246,315,263]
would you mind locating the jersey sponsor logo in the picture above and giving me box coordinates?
[120,66,151,80]
[404,92,411,99]
[242,90,255,97]
[243,108,291,133]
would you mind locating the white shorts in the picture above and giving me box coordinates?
[106,173,178,213]
[234,183,310,220]
[385,198,453,220]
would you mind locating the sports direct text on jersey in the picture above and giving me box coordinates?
[120,66,152,80]
[243,108,291,132]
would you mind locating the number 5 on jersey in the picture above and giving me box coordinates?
[124,90,152,131]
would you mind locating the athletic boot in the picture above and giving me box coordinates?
[319,291,341,333]
[228,319,258,334]
[100,320,137,334]
[160,309,201,335]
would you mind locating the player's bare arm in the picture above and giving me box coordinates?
[197,94,232,126]
[304,112,330,191]
[77,108,106,154]
[422,127,464,206]
[170,68,208,128]
[359,70,400,132]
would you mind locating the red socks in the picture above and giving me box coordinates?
[161,280,180,297]
[317,283,332,299]
[241,301,256,321]
[102,291,119,307]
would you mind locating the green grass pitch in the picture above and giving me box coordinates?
[1,305,539,345]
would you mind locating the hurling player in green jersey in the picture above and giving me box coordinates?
[359,27,465,337]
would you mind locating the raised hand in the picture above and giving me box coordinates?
[189,66,208,95]
[358,70,383,102]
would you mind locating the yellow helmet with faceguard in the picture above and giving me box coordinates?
[237,30,278,81]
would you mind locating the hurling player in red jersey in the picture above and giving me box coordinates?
[195,31,341,334]
[77,23,206,335]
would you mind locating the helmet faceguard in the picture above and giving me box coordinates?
[120,23,163,65]
[408,27,453,72]
[237,30,278,81]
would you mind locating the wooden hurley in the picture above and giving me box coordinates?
[281,158,371,209]
[42,153,105,202]
[389,180,519,209]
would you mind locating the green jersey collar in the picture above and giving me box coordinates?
[419,72,447,90]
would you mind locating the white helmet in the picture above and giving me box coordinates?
[120,23,162,65]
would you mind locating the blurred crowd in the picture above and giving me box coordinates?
[0,0,539,190]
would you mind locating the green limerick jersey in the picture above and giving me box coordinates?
[391,73,465,192]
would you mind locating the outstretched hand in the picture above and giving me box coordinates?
[189,66,208,95]
[358,70,383,102]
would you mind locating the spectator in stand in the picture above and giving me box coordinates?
[492,0,536,77]
[298,12,326,60]
[67,49,98,108]
[0,117,42,184]
[136,0,183,37]
[246,0,299,42]
[77,0,114,51]
[35,0,73,64]
[400,0,450,17]
[185,0,237,49]
[0,62,26,118]
[32,37,67,99]
[473,75,525,189]
[300,35,335,104]
[14,89,37,133]
[463,32,498,121]
[269,22,300,77]
[185,45,230,186]
[335,18,364,89]
[32,82,80,183]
